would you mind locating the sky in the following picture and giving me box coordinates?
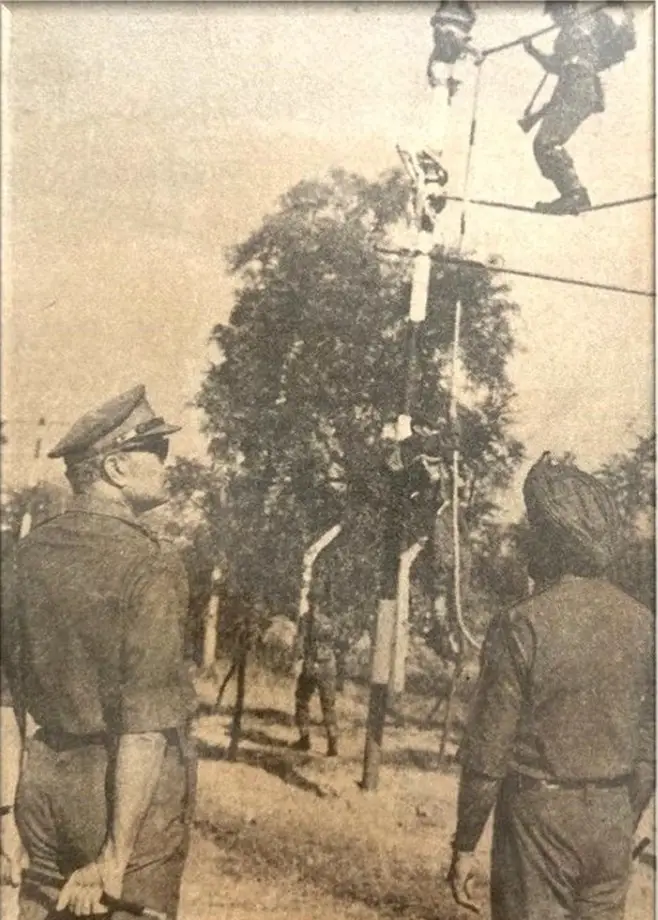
[1,1,654,518]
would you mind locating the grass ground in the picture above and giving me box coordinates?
[1,662,652,920]
[177,663,655,920]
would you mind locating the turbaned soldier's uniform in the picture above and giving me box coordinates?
[450,454,655,920]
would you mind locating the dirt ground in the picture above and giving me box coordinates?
[177,666,655,920]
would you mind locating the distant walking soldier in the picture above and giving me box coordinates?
[448,452,655,919]
[2,385,197,920]
[291,577,339,757]
[525,1,636,214]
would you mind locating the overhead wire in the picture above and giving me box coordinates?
[377,247,654,300]
[442,257,655,299]
[399,5,653,653]
[444,192,655,215]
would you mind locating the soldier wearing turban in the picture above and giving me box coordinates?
[448,453,655,920]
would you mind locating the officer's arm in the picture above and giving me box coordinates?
[0,688,26,887]
[97,733,168,886]
[630,629,656,830]
[56,733,168,914]
[0,693,21,811]
[0,560,28,887]
[0,567,23,815]
[452,613,533,853]
[58,557,192,914]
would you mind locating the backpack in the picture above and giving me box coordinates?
[592,9,636,71]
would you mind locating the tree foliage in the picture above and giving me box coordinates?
[190,168,524,634]
[597,432,655,609]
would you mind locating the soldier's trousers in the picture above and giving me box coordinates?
[295,662,338,740]
[491,775,633,920]
[15,733,196,920]
[533,70,602,196]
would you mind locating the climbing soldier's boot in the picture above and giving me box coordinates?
[291,735,311,752]
[535,188,591,215]
[326,736,339,758]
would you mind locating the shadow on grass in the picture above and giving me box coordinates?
[193,814,467,920]
[196,701,296,724]
[247,705,295,727]
[384,746,459,773]
[239,726,291,749]
[196,737,329,798]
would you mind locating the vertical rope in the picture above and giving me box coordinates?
[449,60,484,653]
[457,60,483,248]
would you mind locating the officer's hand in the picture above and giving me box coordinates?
[0,814,27,887]
[522,39,535,55]
[447,851,480,914]
[57,863,108,915]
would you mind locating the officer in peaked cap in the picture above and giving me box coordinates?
[48,384,180,461]
[2,385,197,920]
[447,453,654,919]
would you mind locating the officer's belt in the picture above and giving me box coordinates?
[35,726,181,752]
[511,772,630,792]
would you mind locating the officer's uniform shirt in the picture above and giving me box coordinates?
[460,575,655,784]
[3,493,196,738]
[0,666,12,709]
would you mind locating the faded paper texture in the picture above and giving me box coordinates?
[1,3,654,920]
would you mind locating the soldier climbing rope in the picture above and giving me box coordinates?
[362,1,651,788]
[416,1,645,218]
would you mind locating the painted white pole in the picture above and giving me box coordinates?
[297,523,342,623]
[19,418,46,539]
[202,565,222,669]
[389,538,425,695]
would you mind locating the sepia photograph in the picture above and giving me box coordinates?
[1,2,655,919]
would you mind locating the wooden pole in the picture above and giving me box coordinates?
[361,600,396,788]
[298,524,342,623]
[227,636,248,761]
[389,539,425,696]
[214,659,236,712]
[202,566,222,671]
[361,225,433,792]
[438,650,463,765]
[19,417,46,539]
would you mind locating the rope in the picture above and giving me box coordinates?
[447,61,484,654]
[584,194,656,213]
[440,256,655,300]
[444,193,655,215]
[481,2,610,58]
[376,249,654,300]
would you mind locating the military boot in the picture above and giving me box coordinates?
[535,188,591,216]
[327,736,339,757]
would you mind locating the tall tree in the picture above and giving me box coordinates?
[197,167,524,626]
[597,432,655,609]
